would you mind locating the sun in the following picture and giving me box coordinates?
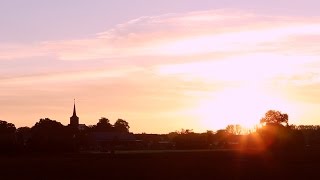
[191,85,293,131]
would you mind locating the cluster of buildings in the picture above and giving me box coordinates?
[69,101,137,151]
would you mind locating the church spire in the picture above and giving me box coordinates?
[73,99,77,116]
[70,99,79,128]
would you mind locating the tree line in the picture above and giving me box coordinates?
[0,117,130,153]
[167,110,320,151]
[126,110,320,151]
[2,110,320,153]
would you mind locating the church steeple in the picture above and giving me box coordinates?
[72,99,77,117]
[70,99,79,128]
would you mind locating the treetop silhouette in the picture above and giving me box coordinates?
[260,110,289,127]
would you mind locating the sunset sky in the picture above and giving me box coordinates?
[1,0,320,133]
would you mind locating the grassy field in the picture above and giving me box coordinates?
[1,149,320,179]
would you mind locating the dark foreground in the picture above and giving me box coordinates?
[1,149,320,180]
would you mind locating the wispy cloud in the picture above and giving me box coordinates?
[2,9,320,132]
[1,10,320,61]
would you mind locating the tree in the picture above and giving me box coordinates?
[95,117,112,132]
[16,127,31,148]
[114,119,130,132]
[30,118,74,152]
[0,120,16,152]
[0,120,16,134]
[177,129,194,134]
[169,129,208,149]
[258,110,304,151]
[215,129,230,147]
[260,110,289,127]
[226,124,242,135]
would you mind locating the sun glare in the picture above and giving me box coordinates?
[191,85,294,130]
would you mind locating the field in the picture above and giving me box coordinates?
[1,149,320,179]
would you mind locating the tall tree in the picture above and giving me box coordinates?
[16,127,31,148]
[114,119,130,132]
[260,110,289,126]
[30,118,74,152]
[226,124,242,135]
[0,120,16,134]
[0,120,16,152]
[257,110,305,151]
[95,117,112,132]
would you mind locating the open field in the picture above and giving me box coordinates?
[1,149,320,179]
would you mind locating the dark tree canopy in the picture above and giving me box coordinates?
[114,119,130,132]
[17,127,31,134]
[16,127,31,146]
[87,117,130,133]
[32,118,64,132]
[95,117,112,132]
[0,120,17,152]
[257,110,305,151]
[30,118,74,152]
[260,110,289,126]
[0,120,16,134]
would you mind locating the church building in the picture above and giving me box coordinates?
[69,100,86,130]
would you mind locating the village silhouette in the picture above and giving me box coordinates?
[1,100,320,179]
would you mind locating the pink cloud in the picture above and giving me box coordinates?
[1,9,320,61]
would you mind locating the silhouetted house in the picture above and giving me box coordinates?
[69,100,86,130]
[88,132,136,150]
[90,132,135,142]
[134,134,173,149]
